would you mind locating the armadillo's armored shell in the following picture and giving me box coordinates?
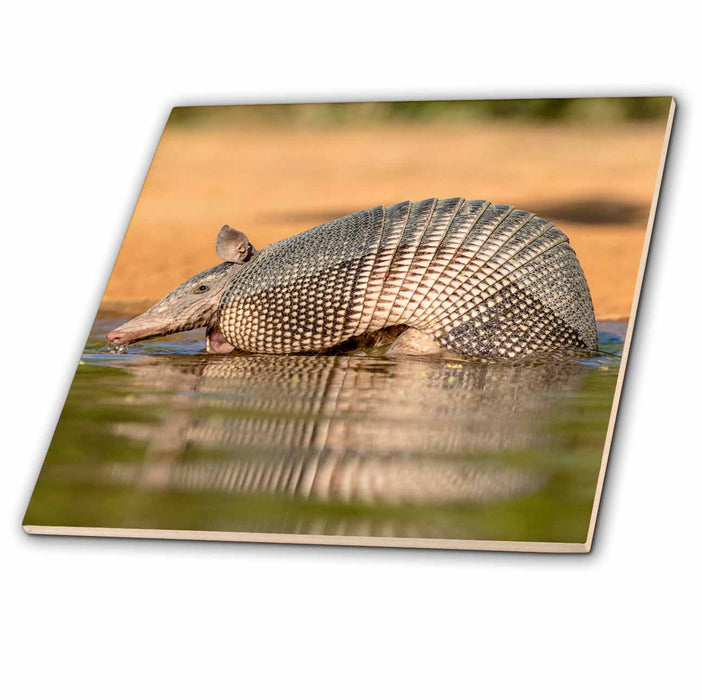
[218,198,597,358]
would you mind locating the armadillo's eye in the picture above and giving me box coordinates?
[194,284,209,294]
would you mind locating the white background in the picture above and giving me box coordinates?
[1,2,699,698]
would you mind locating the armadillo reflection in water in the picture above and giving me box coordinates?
[104,353,593,509]
[107,198,597,359]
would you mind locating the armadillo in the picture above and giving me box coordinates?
[107,198,597,359]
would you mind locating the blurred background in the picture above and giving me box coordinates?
[103,97,671,318]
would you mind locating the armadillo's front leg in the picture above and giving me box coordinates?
[206,325,236,353]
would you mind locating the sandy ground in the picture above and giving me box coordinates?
[102,120,669,319]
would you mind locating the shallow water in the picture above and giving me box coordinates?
[25,316,625,544]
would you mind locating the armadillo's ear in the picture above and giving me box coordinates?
[216,225,255,262]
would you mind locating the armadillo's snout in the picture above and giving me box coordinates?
[106,312,187,346]
[106,329,128,345]
[106,320,156,346]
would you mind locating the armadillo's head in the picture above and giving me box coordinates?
[106,226,254,353]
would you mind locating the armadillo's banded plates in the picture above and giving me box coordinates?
[218,198,597,358]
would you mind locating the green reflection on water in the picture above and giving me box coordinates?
[24,317,624,544]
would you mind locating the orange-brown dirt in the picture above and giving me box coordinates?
[102,121,669,319]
